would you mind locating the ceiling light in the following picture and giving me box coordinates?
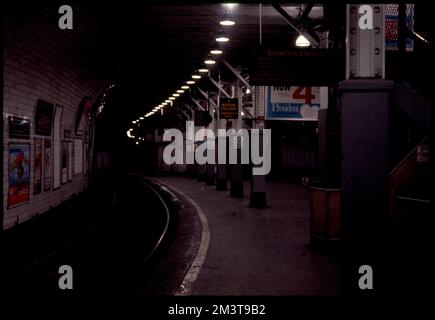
[204,54,216,65]
[165,99,172,103]
[198,67,209,73]
[216,29,230,42]
[295,34,310,47]
[210,47,223,55]
[162,102,168,105]
[177,89,184,93]
[169,97,175,100]
[173,93,180,97]
[136,141,139,145]
[246,87,251,94]
[132,120,136,124]
[181,85,189,90]
[186,80,195,85]
[192,74,201,79]
[139,117,144,120]
[220,12,235,26]
[224,3,237,9]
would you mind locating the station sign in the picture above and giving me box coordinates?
[250,47,345,86]
[219,98,239,119]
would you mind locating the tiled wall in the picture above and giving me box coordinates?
[3,5,108,229]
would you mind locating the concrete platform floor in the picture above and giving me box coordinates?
[155,177,339,295]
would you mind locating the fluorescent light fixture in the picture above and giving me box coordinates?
[204,54,216,65]
[132,120,136,124]
[139,117,144,120]
[165,99,172,103]
[198,68,209,73]
[220,12,235,26]
[181,85,189,89]
[295,34,310,47]
[224,3,237,9]
[216,29,229,42]
[220,19,235,26]
[186,80,195,85]
[192,74,201,79]
[169,97,176,100]
[136,141,139,145]
[176,90,184,93]
[246,87,251,94]
[210,48,223,55]
[173,93,180,97]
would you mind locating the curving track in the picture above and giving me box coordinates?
[3,175,175,295]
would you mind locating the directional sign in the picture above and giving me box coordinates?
[219,98,239,119]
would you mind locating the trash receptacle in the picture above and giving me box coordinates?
[310,187,341,244]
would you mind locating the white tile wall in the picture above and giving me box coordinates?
[3,8,108,230]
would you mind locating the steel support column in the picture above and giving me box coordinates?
[341,4,390,294]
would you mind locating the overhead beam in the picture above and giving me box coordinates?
[270,3,320,47]
[299,3,315,22]
[189,96,205,111]
[222,60,251,90]
[181,110,190,120]
[208,76,231,98]
[197,87,218,108]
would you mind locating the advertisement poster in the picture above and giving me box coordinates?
[75,96,93,136]
[34,138,43,195]
[385,4,414,51]
[68,141,73,181]
[74,139,83,175]
[35,99,54,136]
[266,86,328,121]
[9,116,31,139]
[53,106,63,189]
[44,139,52,191]
[8,144,30,209]
[61,140,68,184]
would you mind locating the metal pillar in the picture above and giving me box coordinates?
[216,76,228,190]
[250,86,267,208]
[229,81,244,198]
[341,4,390,294]
[206,90,216,185]
[346,4,385,79]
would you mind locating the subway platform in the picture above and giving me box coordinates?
[152,176,339,295]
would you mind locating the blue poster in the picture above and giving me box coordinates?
[266,86,327,121]
[8,143,30,208]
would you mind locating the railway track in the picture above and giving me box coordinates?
[3,175,175,295]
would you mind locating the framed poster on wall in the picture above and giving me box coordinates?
[68,141,73,181]
[53,105,63,189]
[61,140,68,184]
[44,139,52,191]
[35,99,54,136]
[265,86,328,121]
[74,138,83,175]
[75,96,93,136]
[34,138,43,195]
[9,116,30,139]
[8,143,30,209]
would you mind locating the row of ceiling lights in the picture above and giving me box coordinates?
[128,4,238,138]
